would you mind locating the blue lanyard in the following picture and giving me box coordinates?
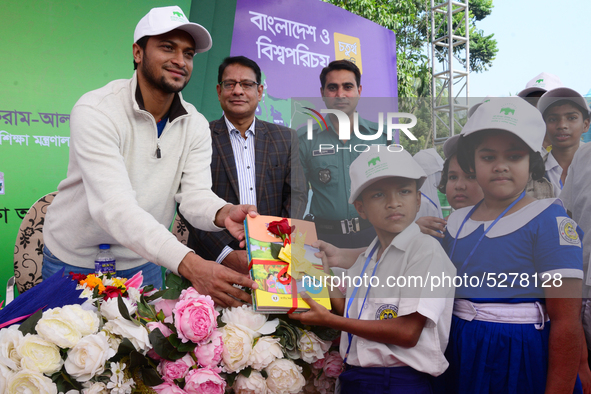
[559,178,563,189]
[344,242,381,363]
[450,190,526,273]
[422,194,441,217]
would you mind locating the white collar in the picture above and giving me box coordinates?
[224,115,256,136]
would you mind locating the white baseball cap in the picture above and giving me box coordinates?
[413,148,444,176]
[460,97,546,153]
[348,146,427,204]
[537,87,591,118]
[134,6,212,53]
[517,72,563,98]
[443,134,460,159]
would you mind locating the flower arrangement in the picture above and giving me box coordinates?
[0,270,344,394]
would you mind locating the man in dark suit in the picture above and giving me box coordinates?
[181,56,307,274]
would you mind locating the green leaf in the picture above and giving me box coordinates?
[129,350,149,369]
[225,373,237,387]
[137,301,156,320]
[165,272,183,288]
[18,309,43,335]
[270,243,282,259]
[260,369,268,379]
[162,288,181,300]
[117,294,132,322]
[149,328,176,359]
[239,367,252,378]
[142,367,165,387]
[176,340,197,353]
[144,289,167,302]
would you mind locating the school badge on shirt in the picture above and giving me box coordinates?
[318,169,331,184]
[557,217,581,247]
[376,304,398,320]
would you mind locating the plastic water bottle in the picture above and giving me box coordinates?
[95,244,116,274]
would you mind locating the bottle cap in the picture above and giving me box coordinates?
[99,244,110,250]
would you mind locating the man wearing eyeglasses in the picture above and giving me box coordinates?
[181,56,307,274]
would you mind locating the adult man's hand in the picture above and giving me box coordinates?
[178,251,257,308]
[215,204,258,248]
[222,250,249,275]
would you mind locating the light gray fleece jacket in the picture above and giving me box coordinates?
[44,72,227,273]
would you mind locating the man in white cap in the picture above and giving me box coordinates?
[43,6,258,307]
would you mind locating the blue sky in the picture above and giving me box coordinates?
[468,0,591,98]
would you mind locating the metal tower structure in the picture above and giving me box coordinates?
[430,0,469,144]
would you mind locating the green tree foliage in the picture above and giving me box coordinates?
[324,0,498,98]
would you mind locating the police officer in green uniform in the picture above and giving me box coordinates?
[298,60,388,248]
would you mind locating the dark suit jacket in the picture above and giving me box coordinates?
[181,117,308,262]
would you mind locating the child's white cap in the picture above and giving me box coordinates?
[134,6,212,53]
[460,97,546,153]
[537,87,591,117]
[413,148,444,176]
[443,134,460,158]
[517,72,563,97]
[348,146,427,204]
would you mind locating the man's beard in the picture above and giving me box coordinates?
[140,53,190,94]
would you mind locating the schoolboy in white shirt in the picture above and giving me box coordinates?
[537,87,590,197]
[291,147,456,394]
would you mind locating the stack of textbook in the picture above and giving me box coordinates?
[244,215,331,313]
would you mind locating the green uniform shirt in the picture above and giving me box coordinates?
[298,116,388,221]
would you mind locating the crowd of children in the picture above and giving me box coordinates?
[290,75,590,393]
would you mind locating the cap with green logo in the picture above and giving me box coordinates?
[134,5,212,53]
[348,146,427,204]
[460,97,546,152]
[537,87,591,118]
[517,72,563,98]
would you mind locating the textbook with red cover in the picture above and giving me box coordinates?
[244,215,331,313]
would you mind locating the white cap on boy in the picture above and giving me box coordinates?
[517,72,563,98]
[134,5,212,53]
[460,98,546,153]
[348,146,427,204]
[537,87,591,118]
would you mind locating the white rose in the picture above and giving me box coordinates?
[265,359,306,394]
[7,369,57,394]
[221,323,253,373]
[0,364,14,393]
[0,325,23,370]
[298,331,331,363]
[103,318,150,354]
[18,334,63,374]
[126,287,142,304]
[100,297,137,321]
[65,332,115,382]
[249,336,283,370]
[62,305,100,336]
[222,305,278,337]
[233,370,268,394]
[36,308,82,348]
[81,381,108,394]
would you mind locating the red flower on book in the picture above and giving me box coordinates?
[267,218,295,245]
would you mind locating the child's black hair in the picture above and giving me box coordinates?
[543,100,590,122]
[437,156,452,194]
[456,130,545,181]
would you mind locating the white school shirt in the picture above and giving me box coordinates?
[545,151,562,197]
[340,223,456,376]
[216,116,257,264]
[560,142,591,296]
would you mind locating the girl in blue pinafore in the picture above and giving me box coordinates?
[438,98,584,393]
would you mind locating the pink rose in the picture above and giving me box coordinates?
[147,321,174,338]
[147,348,163,361]
[154,298,179,324]
[173,293,218,344]
[152,381,188,394]
[323,350,344,378]
[184,368,226,394]
[157,354,195,382]
[194,330,224,368]
[179,287,201,300]
[312,352,327,370]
